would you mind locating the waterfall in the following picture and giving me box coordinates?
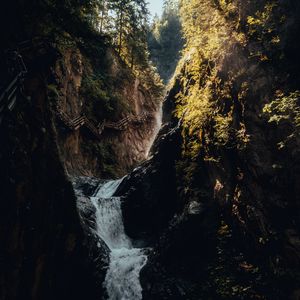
[145,102,163,158]
[73,101,163,299]
[90,179,148,300]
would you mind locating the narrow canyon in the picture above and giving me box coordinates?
[0,0,300,300]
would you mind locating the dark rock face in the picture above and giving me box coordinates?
[117,123,182,241]
[117,34,300,297]
[0,62,102,300]
[72,176,110,296]
[128,1,300,298]
[116,116,219,298]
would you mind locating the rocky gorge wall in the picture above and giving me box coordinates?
[116,1,300,299]
[0,44,103,299]
[0,31,162,299]
[52,40,162,177]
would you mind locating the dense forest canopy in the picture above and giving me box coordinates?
[1,0,187,88]
[174,0,300,159]
[2,0,163,85]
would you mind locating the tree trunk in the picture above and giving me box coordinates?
[118,11,123,54]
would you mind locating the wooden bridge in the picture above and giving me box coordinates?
[56,104,153,139]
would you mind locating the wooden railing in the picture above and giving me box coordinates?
[0,52,27,124]
[0,37,64,124]
[0,39,153,134]
[103,112,151,130]
[56,104,153,139]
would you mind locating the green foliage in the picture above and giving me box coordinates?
[148,0,184,82]
[47,84,59,101]
[263,90,300,126]
[213,115,232,146]
[94,142,119,177]
[202,221,272,299]
[138,64,165,101]
[172,0,280,158]
[82,140,121,177]
[173,0,233,157]
[169,0,300,296]
[80,73,130,120]
[95,0,164,100]
[263,90,300,148]
[246,1,285,62]
[4,0,160,86]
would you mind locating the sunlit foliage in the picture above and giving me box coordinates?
[263,90,300,148]
[174,0,249,158]
[173,0,295,160]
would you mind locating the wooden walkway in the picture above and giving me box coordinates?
[0,41,153,137]
[0,52,27,123]
[56,104,152,139]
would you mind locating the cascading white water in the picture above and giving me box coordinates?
[145,103,163,158]
[90,179,147,300]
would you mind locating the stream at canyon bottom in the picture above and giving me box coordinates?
[90,178,148,300]
[73,107,163,299]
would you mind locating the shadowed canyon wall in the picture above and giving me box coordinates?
[0,6,162,298]
[118,0,300,299]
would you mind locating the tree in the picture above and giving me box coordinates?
[147,0,184,82]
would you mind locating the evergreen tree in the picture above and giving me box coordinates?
[108,0,149,68]
[147,0,184,83]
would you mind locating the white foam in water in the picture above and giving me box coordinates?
[105,248,147,300]
[91,196,131,250]
[91,178,147,300]
[94,179,124,198]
